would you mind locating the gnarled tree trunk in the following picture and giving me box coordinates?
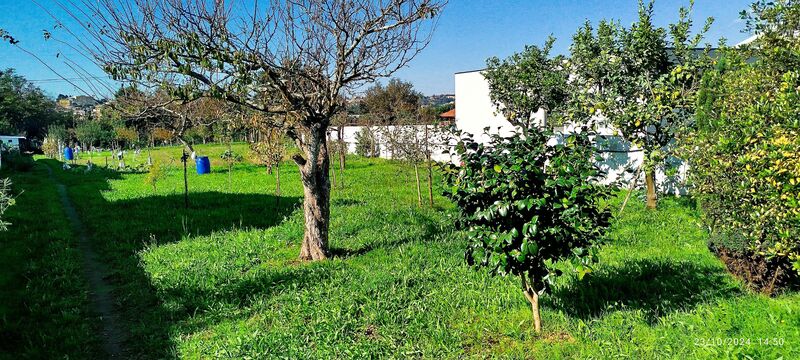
[297,127,331,261]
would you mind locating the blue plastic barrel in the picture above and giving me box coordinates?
[196,156,211,175]
[64,147,74,161]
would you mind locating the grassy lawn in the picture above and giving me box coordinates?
[66,143,258,170]
[6,143,799,358]
[0,164,100,358]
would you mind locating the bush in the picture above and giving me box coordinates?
[442,126,613,332]
[0,178,13,230]
[686,2,800,278]
[145,161,166,192]
[42,137,60,159]
[4,151,34,172]
[355,127,379,157]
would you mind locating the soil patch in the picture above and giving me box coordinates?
[710,244,799,295]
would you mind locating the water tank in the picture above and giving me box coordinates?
[196,156,211,175]
[64,147,74,161]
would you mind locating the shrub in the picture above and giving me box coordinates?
[145,161,166,192]
[355,127,379,157]
[5,151,34,172]
[686,1,800,277]
[42,137,60,159]
[0,178,13,231]
[442,126,613,332]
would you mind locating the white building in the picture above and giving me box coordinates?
[452,70,688,194]
[454,69,546,141]
[329,69,686,194]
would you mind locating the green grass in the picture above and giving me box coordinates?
[8,143,800,358]
[0,164,100,358]
[67,142,263,170]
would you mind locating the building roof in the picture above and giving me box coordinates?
[440,109,456,119]
[736,34,759,47]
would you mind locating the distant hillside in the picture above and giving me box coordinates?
[421,94,455,107]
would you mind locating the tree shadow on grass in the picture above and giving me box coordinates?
[329,210,446,258]
[549,258,742,325]
[39,159,304,358]
[39,158,448,358]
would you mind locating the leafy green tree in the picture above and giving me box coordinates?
[0,69,72,140]
[145,161,166,193]
[363,79,422,126]
[686,0,800,274]
[569,0,713,209]
[447,35,612,332]
[74,120,110,164]
[115,127,139,149]
[484,36,569,129]
[443,126,613,333]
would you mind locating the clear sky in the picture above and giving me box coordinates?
[0,0,755,97]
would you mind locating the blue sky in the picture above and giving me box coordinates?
[0,0,755,97]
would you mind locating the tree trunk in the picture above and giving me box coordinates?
[275,165,281,207]
[297,128,331,261]
[414,163,422,207]
[522,276,542,333]
[425,125,434,207]
[645,170,657,210]
[182,150,189,209]
[338,127,346,171]
[331,153,337,189]
[427,159,434,207]
[527,289,542,333]
[227,140,233,187]
[618,164,643,216]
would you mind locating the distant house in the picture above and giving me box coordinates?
[439,108,455,125]
[57,95,101,117]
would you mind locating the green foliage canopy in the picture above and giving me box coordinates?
[568,1,713,175]
[484,37,569,129]
[0,69,72,139]
[443,127,613,293]
[687,0,800,273]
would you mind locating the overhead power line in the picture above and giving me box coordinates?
[27,75,112,83]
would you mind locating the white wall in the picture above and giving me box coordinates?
[454,70,545,142]
[331,70,688,194]
[453,70,688,195]
[328,125,452,163]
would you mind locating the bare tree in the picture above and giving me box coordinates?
[112,89,225,155]
[250,119,286,205]
[52,0,445,260]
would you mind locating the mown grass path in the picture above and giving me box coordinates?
[48,165,128,358]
